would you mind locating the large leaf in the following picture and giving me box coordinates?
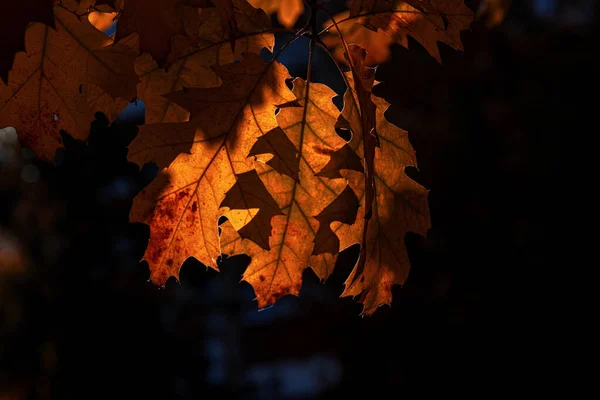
[0,5,137,160]
[324,45,431,314]
[324,0,473,64]
[220,79,360,307]
[129,53,295,286]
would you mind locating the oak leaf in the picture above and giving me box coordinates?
[247,0,304,28]
[324,45,431,314]
[128,53,295,286]
[220,79,359,307]
[0,5,137,160]
[324,0,473,64]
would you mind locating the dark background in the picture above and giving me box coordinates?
[0,0,583,398]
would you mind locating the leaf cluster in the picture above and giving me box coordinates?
[1,0,473,314]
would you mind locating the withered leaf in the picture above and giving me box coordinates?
[324,0,473,64]
[220,79,358,308]
[329,45,431,314]
[129,53,295,286]
[0,5,137,160]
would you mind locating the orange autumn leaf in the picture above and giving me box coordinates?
[220,79,359,307]
[129,53,295,286]
[248,0,304,28]
[0,5,137,160]
[322,45,431,314]
[324,0,473,64]
[130,0,273,169]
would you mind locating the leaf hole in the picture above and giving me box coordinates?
[335,127,352,142]
[274,107,280,116]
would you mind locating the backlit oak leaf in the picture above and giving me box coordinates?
[324,45,431,315]
[0,5,137,160]
[220,79,359,308]
[324,0,473,64]
[129,53,295,286]
[247,0,304,28]
[130,0,273,168]
[0,1,55,84]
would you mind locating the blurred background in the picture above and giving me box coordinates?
[1,0,583,398]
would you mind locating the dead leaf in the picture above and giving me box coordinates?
[129,53,295,286]
[220,79,359,308]
[326,45,431,314]
[0,1,55,84]
[324,0,473,64]
[247,0,304,28]
[0,5,137,160]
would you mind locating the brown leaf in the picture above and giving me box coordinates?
[248,0,304,28]
[129,0,273,168]
[221,79,358,308]
[324,0,473,64]
[129,53,295,286]
[0,0,55,84]
[328,45,431,314]
[0,5,137,160]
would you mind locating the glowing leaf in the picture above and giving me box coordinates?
[221,79,359,308]
[0,5,137,160]
[129,53,295,286]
